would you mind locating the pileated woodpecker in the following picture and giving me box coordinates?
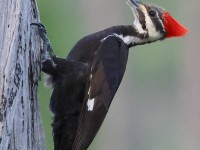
[32,0,188,149]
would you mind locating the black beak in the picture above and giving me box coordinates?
[126,0,141,10]
[130,0,139,7]
[126,0,142,23]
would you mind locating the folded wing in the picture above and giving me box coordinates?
[72,36,130,150]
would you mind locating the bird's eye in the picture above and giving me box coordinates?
[149,10,156,17]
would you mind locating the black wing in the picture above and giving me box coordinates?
[72,36,129,149]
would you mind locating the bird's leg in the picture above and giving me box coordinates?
[31,23,61,76]
[31,23,89,77]
[31,23,55,59]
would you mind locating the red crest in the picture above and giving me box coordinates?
[163,11,188,38]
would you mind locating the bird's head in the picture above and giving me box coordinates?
[126,0,188,43]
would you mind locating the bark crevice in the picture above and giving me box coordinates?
[0,0,45,149]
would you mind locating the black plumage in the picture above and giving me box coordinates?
[43,27,131,150]
[31,0,188,149]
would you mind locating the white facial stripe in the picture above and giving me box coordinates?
[156,12,165,32]
[87,98,95,111]
[127,1,147,35]
[133,19,147,34]
[140,5,162,40]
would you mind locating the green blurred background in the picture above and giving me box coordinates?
[37,0,199,150]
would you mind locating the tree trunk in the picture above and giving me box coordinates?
[0,0,45,149]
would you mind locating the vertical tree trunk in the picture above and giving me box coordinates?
[0,0,45,149]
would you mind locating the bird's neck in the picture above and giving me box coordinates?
[102,25,162,47]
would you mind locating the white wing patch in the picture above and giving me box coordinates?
[87,74,95,111]
[87,98,95,111]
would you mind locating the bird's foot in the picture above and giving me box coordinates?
[31,23,55,61]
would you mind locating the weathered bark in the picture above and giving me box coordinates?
[0,0,45,149]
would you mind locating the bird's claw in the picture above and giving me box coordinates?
[31,22,56,63]
[31,23,47,34]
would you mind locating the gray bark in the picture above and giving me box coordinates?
[0,0,45,149]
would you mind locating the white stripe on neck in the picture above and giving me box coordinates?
[113,34,135,45]
[101,34,144,46]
